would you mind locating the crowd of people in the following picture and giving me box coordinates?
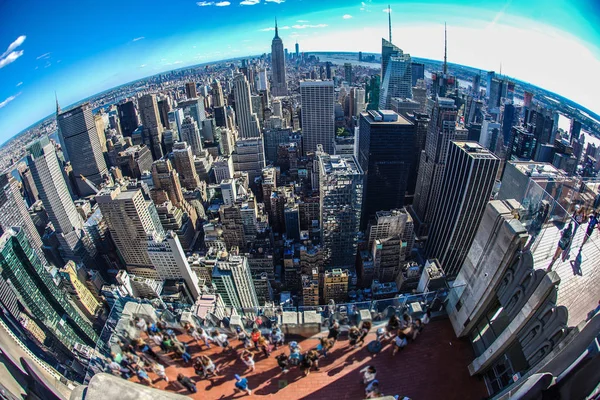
[104,308,431,397]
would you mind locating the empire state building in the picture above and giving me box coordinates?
[271,20,288,97]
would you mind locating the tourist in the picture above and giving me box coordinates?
[360,365,377,385]
[306,349,320,372]
[211,330,231,351]
[199,354,220,378]
[234,374,252,396]
[241,349,256,372]
[400,313,412,330]
[300,352,314,376]
[317,337,334,357]
[134,317,148,336]
[135,366,155,388]
[412,319,424,337]
[582,211,599,246]
[365,380,382,398]
[237,327,252,348]
[108,359,130,379]
[392,332,408,356]
[572,205,586,236]
[327,322,340,343]
[150,332,164,349]
[385,315,400,339]
[270,326,285,349]
[421,309,431,325]
[161,335,173,353]
[357,321,372,346]
[196,327,212,349]
[177,373,197,394]
[275,353,289,373]
[151,362,168,382]
[251,328,261,350]
[288,341,302,366]
[173,340,192,363]
[348,326,360,348]
[257,335,272,357]
[550,223,574,269]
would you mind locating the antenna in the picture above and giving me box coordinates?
[55,91,61,115]
[274,17,279,38]
[388,5,392,43]
[443,22,447,75]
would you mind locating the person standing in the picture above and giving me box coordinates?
[357,321,372,346]
[392,332,408,356]
[582,211,598,246]
[241,350,256,372]
[327,322,340,344]
[151,362,168,382]
[211,330,232,351]
[234,374,252,396]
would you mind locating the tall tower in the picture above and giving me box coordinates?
[300,80,335,154]
[379,39,413,109]
[185,82,197,99]
[0,228,98,349]
[138,94,165,160]
[96,186,165,279]
[413,97,462,234]
[172,141,201,190]
[271,20,288,97]
[117,100,139,137]
[57,103,108,196]
[318,150,364,268]
[180,116,203,156]
[212,254,259,308]
[425,141,499,278]
[212,79,225,108]
[357,110,416,228]
[27,137,96,266]
[233,74,260,139]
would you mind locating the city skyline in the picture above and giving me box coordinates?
[0,0,599,142]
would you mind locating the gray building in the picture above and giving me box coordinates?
[57,103,108,196]
[379,39,413,110]
[138,94,164,160]
[301,80,335,155]
[271,22,288,97]
[233,74,260,139]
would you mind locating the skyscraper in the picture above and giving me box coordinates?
[151,158,185,207]
[0,228,98,350]
[57,103,108,196]
[425,141,499,277]
[357,110,416,228]
[212,79,225,108]
[344,63,353,83]
[180,116,203,156]
[172,141,201,190]
[271,21,288,97]
[301,80,335,154]
[233,74,260,139]
[185,82,197,99]
[96,186,165,278]
[147,231,200,300]
[212,253,259,308]
[295,41,299,59]
[413,97,461,235]
[379,39,413,110]
[138,94,165,160]
[117,100,139,137]
[319,150,364,268]
[27,137,97,266]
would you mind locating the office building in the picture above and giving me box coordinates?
[172,141,201,190]
[379,39,413,110]
[138,94,165,160]
[212,254,259,308]
[413,97,461,234]
[58,260,102,320]
[212,79,225,108]
[411,62,425,87]
[231,137,265,182]
[185,82,197,99]
[319,151,364,268]
[352,88,366,117]
[344,63,352,83]
[96,186,165,278]
[233,74,260,139]
[507,125,537,161]
[57,103,109,196]
[426,142,499,277]
[322,268,349,303]
[0,228,98,350]
[151,158,185,207]
[147,231,200,300]
[271,22,288,97]
[357,110,416,227]
[117,100,139,137]
[27,137,97,266]
[301,80,335,154]
[180,116,203,156]
[301,268,319,306]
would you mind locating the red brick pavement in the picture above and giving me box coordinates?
[129,319,488,399]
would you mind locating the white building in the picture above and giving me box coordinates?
[212,254,259,309]
[301,80,335,154]
[233,74,260,139]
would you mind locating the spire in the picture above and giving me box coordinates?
[388,5,392,43]
[274,17,279,39]
[443,22,448,75]
[55,91,61,115]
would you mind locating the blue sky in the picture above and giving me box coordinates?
[0,0,599,143]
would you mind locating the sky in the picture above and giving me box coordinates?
[0,0,599,143]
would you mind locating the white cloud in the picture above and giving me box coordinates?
[265,0,284,3]
[0,93,21,109]
[343,14,352,19]
[259,25,290,31]
[1,35,26,59]
[297,20,309,23]
[36,52,51,60]
[0,50,24,69]
[240,0,259,5]
[16,82,23,87]
[215,1,230,5]
[292,24,328,29]
[383,8,391,13]
[197,1,213,5]
[132,36,145,42]
[173,60,183,64]
[139,64,147,68]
